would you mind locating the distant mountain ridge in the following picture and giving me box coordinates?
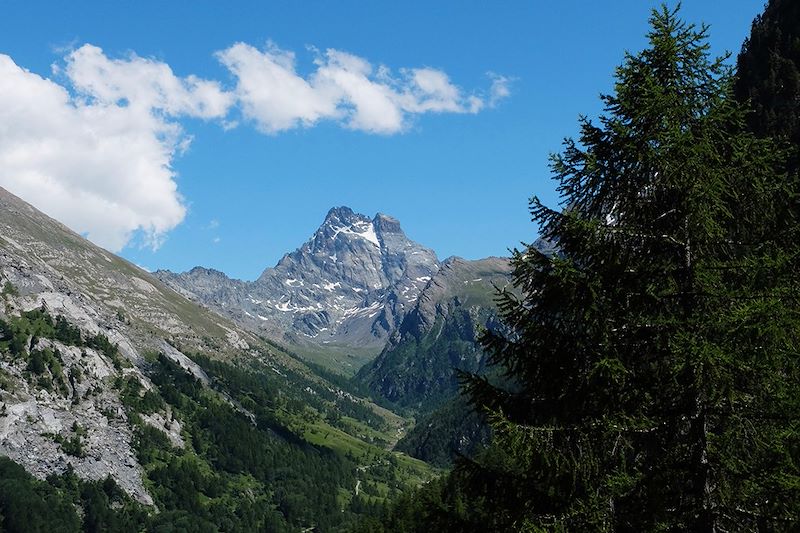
[156,207,440,367]
[357,256,513,410]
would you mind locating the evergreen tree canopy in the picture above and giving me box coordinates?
[735,0,800,146]
[460,5,800,531]
[735,0,800,259]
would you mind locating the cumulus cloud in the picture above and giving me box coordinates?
[61,45,233,118]
[217,42,508,134]
[215,43,337,133]
[0,45,233,252]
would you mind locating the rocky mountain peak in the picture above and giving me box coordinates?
[323,205,360,225]
[156,206,440,360]
[187,266,230,278]
[309,206,381,253]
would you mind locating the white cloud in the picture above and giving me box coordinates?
[401,67,471,113]
[0,45,233,252]
[312,49,404,133]
[216,43,339,133]
[488,73,512,107]
[217,42,506,134]
[61,45,233,119]
[0,42,509,252]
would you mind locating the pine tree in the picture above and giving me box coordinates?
[459,5,800,531]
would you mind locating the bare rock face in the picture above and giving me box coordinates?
[0,335,156,505]
[156,207,440,353]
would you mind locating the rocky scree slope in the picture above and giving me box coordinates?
[156,207,440,361]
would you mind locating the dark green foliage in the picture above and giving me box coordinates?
[74,478,151,533]
[118,375,165,415]
[0,307,122,397]
[451,5,800,531]
[20,306,56,338]
[44,423,87,458]
[350,475,473,533]
[734,0,800,262]
[146,510,217,533]
[263,336,398,414]
[85,333,124,369]
[1,281,18,297]
[85,333,118,359]
[0,458,147,532]
[0,307,118,370]
[0,457,81,532]
[192,348,390,436]
[23,346,69,394]
[735,0,800,146]
[54,315,82,345]
[27,348,47,374]
[126,353,373,531]
[0,310,427,530]
[0,343,414,531]
[395,396,489,468]
[53,434,85,458]
[0,316,27,359]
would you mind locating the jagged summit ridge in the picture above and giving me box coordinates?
[156,206,440,356]
[301,207,404,259]
[291,207,382,272]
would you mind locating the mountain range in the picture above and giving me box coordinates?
[153,206,519,469]
[0,187,443,530]
[0,183,516,530]
[156,205,517,406]
[156,207,441,371]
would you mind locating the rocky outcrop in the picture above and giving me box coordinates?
[0,334,155,504]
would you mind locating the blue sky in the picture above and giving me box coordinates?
[0,1,765,279]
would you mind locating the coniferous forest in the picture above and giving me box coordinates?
[1,2,799,532]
